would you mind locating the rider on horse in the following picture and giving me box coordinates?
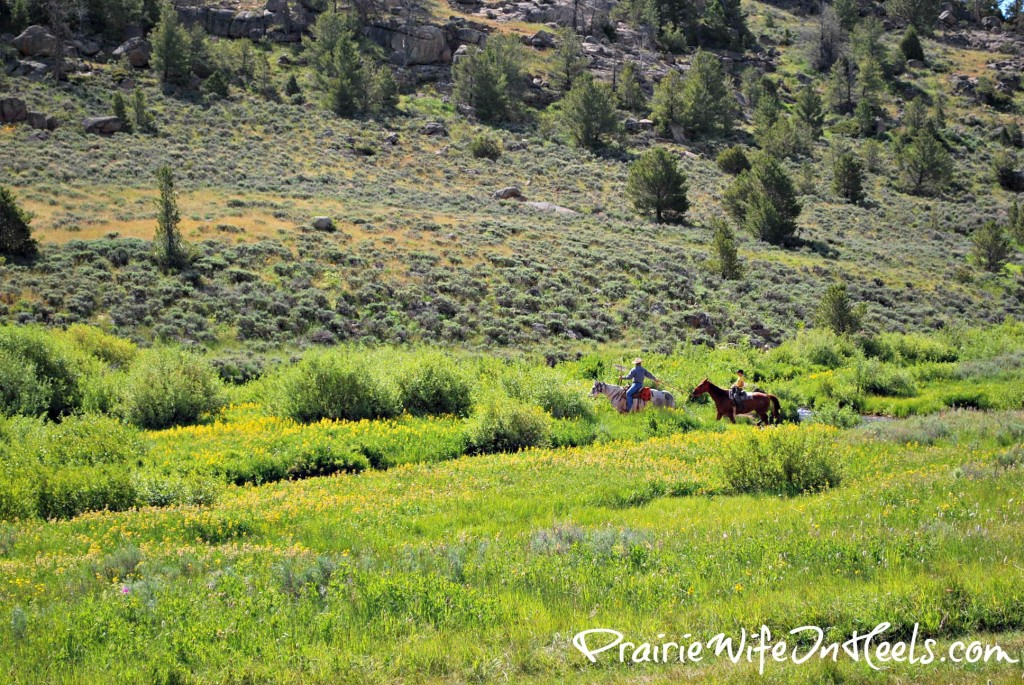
[729,370,748,410]
[620,357,660,412]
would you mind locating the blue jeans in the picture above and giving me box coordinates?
[625,383,643,411]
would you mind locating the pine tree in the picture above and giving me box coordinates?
[152,166,190,272]
[453,35,525,123]
[651,69,685,134]
[552,29,588,92]
[832,146,865,204]
[151,1,191,85]
[616,60,646,112]
[325,31,365,117]
[971,221,1011,273]
[826,56,856,114]
[559,73,620,149]
[0,185,36,257]
[625,146,689,223]
[723,154,802,245]
[1010,198,1024,245]
[112,92,132,133]
[900,25,924,61]
[132,88,154,132]
[816,283,863,334]
[794,84,824,138]
[654,50,733,139]
[711,218,741,279]
[897,130,953,196]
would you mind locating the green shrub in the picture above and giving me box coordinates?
[60,325,137,368]
[853,359,917,397]
[397,353,473,417]
[219,434,368,485]
[35,465,137,520]
[133,472,221,508]
[864,332,958,364]
[716,145,751,174]
[768,329,858,370]
[550,418,598,447]
[468,134,502,160]
[0,326,85,419]
[468,395,551,453]
[942,390,992,410]
[119,348,224,429]
[7,414,147,467]
[275,349,400,422]
[0,348,51,417]
[720,427,843,496]
[0,467,35,521]
[501,367,594,420]
[808,402,862,428]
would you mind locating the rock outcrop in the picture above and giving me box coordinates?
[0,97,28,124]
[113,37,152,68]
[83,116,122,135]
[13,25,58,57]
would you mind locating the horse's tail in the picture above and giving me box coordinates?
[769,395,781,424]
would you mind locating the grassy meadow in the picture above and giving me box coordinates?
[1,322,1024,682]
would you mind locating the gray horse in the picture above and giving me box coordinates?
[589,381,676,414]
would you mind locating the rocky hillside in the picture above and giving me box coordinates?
[1,0,1023,353]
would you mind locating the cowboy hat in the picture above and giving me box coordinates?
[633,357,643,364]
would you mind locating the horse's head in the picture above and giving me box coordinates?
[690,378,710,400]
[589,381,605,398]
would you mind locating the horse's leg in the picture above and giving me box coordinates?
[755,409,768,427]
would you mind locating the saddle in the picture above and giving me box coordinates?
[638,387,653,402]
[729,387,748,410]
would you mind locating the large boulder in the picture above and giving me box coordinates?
[493,186,523,200]
[13,25,58,57]
[83,116,122,135]
[113,37,151,68]
[26,111,58,130]
[0,97,28,124]
[939,10,957,27]
[392,25,447,65]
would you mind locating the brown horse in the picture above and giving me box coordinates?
[690,378,781,425]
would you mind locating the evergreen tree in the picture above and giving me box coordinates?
[616,60,646,112]
[552,29,588,92]
[971,221,1011,273]
[0,185,36,257]
[794,83,824,138]
[900,25,924,61]
[897,130,953,196]
[1010,198,1024,245]
[151,1,190,85]
[559,73,620,149]
[453,34,526,123]
[132,89,155,133]
[816,283,864,334]
[826,56,856,114]
[285,74,302,97]
[711,218,741,279]
[702,0,750,49]
[625,146,690,223]
[901,96,929,136]
[324,29,365,116]
[723,154,802,245]
[651,69,685,134]
[833,0,860,30]
[112,92,132,133]
[152,166,190,272]
[654,50,733,139]
[887,0,940,34]
[832,145,866,204]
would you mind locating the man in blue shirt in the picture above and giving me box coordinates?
[620,357,660,412]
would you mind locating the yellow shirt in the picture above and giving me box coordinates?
[734,377,745,389]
